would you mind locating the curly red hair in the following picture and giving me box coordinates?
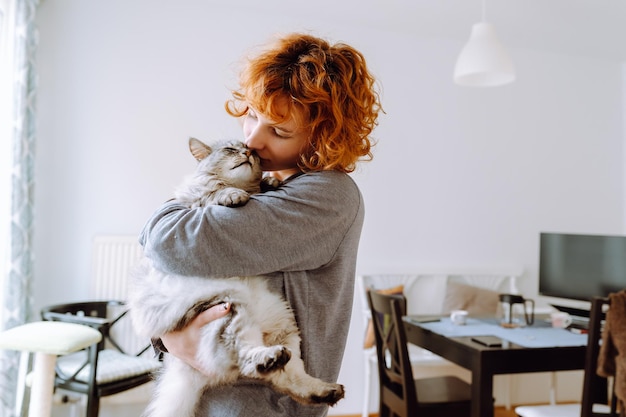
[225,33,382,173]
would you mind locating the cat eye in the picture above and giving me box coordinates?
[221,147,240,154]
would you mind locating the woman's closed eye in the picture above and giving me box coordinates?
[273,128,291,138]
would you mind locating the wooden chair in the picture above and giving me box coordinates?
[41,300,161,417]
[515,296,618,417]
[367,290,472,417]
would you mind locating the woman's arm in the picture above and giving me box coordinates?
[139,171,361,278]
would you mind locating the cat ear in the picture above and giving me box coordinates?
[189,137,213,161]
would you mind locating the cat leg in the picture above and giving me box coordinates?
[270,355,345,405]
[263,333,345,406]
[239,344,292,375]
[142,357,207,417]
[233,325,293,377]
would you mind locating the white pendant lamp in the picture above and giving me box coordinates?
[453,1,515,87]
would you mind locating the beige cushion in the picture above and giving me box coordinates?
[442,281,500,315]
[57,349,161,384]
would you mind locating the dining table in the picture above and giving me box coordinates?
[402,315,588,417]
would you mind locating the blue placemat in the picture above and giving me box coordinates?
[406,317,588,348]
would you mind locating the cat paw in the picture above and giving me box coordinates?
[218,189,250,207]
[256,346,291,373]
[309,383,345,406]
[261,176,281,191]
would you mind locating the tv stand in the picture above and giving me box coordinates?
[550,304,590,321]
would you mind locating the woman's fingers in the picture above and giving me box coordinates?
[191,302,231,328]
[160,302,231,371]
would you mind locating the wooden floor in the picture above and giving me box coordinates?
[351,407,519,417]
[495,406,519,417]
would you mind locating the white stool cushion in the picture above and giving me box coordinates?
[0,322,102,355]
[57,349,161,384]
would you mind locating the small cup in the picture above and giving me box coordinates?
[450,309,468,325]
[550,311,572,328]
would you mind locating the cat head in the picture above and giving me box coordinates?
[188,137,263,188]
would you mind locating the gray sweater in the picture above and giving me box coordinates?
[139,170,364,417]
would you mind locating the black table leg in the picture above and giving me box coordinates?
[472,364,494,417]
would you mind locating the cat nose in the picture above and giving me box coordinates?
[243,148,256,162]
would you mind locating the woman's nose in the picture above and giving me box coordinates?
[245,128,264,150]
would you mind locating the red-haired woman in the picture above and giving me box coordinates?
[140,32,382,417]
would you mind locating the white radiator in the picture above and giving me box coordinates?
[91,235,144,300]
[90,235,148,356]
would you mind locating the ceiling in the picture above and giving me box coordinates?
[257,0,626,62]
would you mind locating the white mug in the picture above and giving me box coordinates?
[550,311,573,328]
[450,309,468,325]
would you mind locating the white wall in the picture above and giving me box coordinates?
[34,1,625,415]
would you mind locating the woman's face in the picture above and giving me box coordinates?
[242,105,309,181]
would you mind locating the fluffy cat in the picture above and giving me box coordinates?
[128,138,345,417]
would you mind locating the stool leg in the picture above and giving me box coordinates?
[362,353,369,417]
[15,350,31,417]
[29,352,57,417]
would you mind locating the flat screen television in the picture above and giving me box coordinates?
[538,232,626,318]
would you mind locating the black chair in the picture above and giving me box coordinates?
[41,300,161,417]
[367,290,472,417]
[584,296,618,417]
[515,296,618,417]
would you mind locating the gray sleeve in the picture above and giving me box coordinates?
[139,171,361,278]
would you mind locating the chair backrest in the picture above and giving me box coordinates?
[367,289,417,416]
[41,300,149,357]
[585,296,619,417]
[581,296,608,416]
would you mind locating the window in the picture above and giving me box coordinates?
[0,0,15,319]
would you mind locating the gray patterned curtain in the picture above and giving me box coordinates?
[0,0,39,416]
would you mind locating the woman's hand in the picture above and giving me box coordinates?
[161,302,231,373]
